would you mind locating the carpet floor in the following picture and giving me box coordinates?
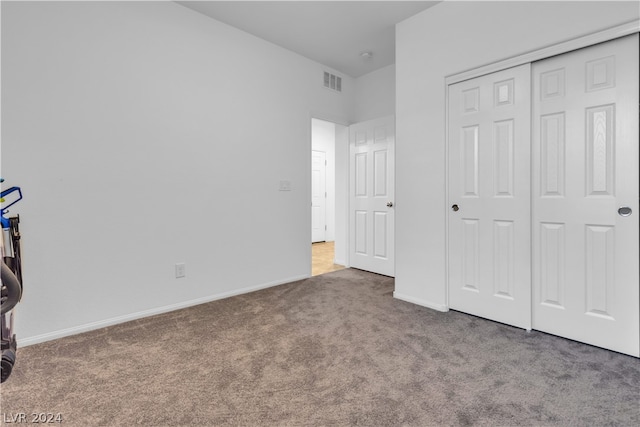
[0,269,638,426]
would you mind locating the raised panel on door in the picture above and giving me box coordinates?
[532,34,639,357]
[539,222,565,309]
[374,150,388,197]
[540,113,566,197]
[355,152,367,197]
[373,211,388,259]
[462,219,480,292]
[493,220,515,299]
[462,126,479,196]
[349,116,395,276]
[493,120,514,197]
[448,64,531,330]
[354,210,367,255]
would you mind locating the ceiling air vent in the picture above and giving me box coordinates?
[323,71,342,93]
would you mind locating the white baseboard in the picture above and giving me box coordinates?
[18,274,310,347]
[393,292,449,312]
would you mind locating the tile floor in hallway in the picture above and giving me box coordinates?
[312,241,345,276]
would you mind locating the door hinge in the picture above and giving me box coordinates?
[325,192,327,198]
[325,225,327,231]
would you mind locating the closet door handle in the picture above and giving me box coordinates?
[618,206,632,217]
[452,204,459,212]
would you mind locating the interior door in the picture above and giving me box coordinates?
[448,64,532,329]
[311,150,326,243]
[349,116,395,276]
[532,34,639,357]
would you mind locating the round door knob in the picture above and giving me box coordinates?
[452,204,459,212]
[618,206,632,217]
[386,202,394,208]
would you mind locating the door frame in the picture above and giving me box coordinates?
[444,20,640,311]
[309,114,351,276]
[348,115,396,277]
[445,21,638,87]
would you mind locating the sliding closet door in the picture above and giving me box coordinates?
[532,34,639,356]
[448,64,531,329]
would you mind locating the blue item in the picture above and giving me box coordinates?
[1,186,22,229]
[1,178,23,383]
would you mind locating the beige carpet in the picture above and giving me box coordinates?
[1,269,639,426]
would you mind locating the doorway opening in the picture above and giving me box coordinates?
[312,242,344,276]
[311,118,347,276]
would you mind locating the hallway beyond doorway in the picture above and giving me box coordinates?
[312,242,345,276]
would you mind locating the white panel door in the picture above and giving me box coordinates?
[311,150,326,243]
[349,116,395,276]
[448,64,532,329]
[532,34,639,356]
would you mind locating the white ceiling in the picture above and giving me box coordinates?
[177,1,440,78]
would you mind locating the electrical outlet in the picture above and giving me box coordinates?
[175,263,186,278]
[279,180,291,191]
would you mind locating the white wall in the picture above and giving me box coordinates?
[354,64,396,123]
[1,1,355,344]
[311,118,336,241]
[394,1,639,309]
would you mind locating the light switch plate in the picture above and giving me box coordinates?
[175,263,186,278]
